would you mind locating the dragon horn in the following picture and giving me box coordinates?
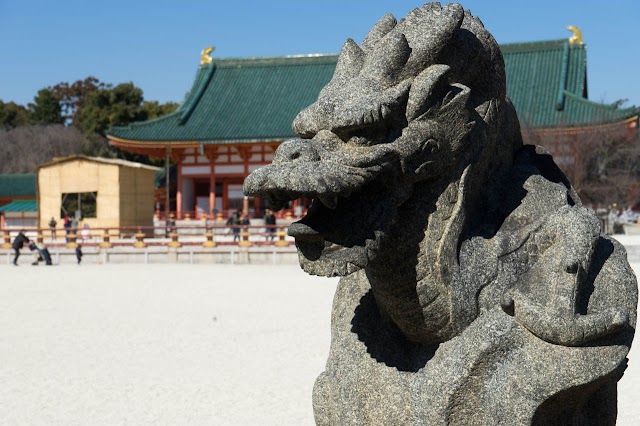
[361,31,412,86]
[333,38,365,79]
[361,13,397,52]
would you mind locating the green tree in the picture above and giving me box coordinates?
[43,77,179,165]
[0,100,29,128]
[74,82,146,136]
[29,88,63,124]
[48,77,108,125]
[140,100,179,120]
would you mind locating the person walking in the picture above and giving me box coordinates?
[76,244,83,264]
[11,230,30,266]
[48,217,57,240]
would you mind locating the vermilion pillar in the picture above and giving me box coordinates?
[177,161,183,219]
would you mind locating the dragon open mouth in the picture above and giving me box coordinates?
[244,161,402,277]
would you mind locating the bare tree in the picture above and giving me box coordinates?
[0,125,93,173]
[521,122,640,209]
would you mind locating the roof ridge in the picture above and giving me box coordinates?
[38,154,162,171]
[178,63,217,125]
[108,108,182,133]
[214,55,339,68]
[501,39,571,53]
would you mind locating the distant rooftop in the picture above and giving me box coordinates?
[39,155,162,171]
[502,39,639,127]
[0,173,36,198]
[0,199,37,212]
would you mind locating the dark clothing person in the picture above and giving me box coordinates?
[29,242,52,266]
[166,215,176,236]
[12,231,29,266]
[264,211,276,241]
[76,245,83,264]
[227,212,242,242]
[48,218,57,240]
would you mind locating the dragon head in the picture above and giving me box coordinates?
[244,3,521,277]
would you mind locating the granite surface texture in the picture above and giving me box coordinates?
[244,3,638,424]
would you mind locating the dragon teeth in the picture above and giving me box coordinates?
[381,104,391,120]
[346,262,360,275]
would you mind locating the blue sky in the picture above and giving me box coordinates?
[1,0,638,109]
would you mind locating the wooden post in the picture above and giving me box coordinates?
[177,161,183,219]
[67,233,78,249]
[242,196,249,216]
[1,230,11,249]
[203,228,216,248]
[238,230,252,247]
[100,229,112,248]
[168,232,181,248]
[165,145,171,223]
[274,230,288,247]
[133,227,146,248]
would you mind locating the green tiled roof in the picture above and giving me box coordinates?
[0,173,36,197]
[0,200,37,212]
[108,55,337,143]
[107,40,638,144]
[503,39,638,127]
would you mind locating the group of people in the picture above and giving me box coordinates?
[11,230,57,266]
[10,210,279,265]
[48,215,92,243]
[226,211,251,242]
[226,209,277,242]
[11,228,83,266]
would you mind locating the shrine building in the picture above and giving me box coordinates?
[106,29,639,219]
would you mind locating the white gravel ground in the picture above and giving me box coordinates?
[1,262,638,425]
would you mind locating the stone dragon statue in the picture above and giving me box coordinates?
[244,3,637,424]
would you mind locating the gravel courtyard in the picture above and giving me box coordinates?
[1,262,638,425]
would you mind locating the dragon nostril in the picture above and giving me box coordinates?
[273,138,320,164]
[565,261,579,274]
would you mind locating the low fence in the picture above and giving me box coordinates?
[1,223,294,250]
[2,244,299,266]
[1,224,300,265]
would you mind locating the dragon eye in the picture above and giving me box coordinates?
[335,123,390,146]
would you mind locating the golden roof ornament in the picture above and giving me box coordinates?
[200,46,215,65]
[567,26,583,45]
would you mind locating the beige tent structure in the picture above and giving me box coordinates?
[38,155,161,230]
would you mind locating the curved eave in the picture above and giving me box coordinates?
[108,135,288,147]
[108,135,200,149]
[105,110,183,142]
[530,115,639,136]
